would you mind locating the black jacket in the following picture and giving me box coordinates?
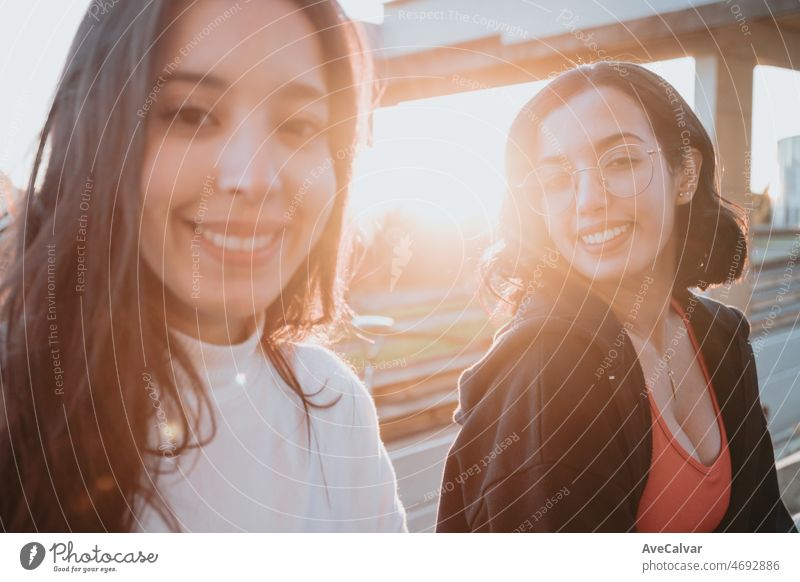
[436,284,797,532]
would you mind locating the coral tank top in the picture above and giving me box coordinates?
[635,299,732,532]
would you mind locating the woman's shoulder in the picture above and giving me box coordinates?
[471,312,601,376]
[287,342,385,457]
[685,291,751,339]
[289,341,374,407]
[454,312,606,424]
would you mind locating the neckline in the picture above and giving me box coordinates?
[646,299,729,473]
[169,322,265,396]
[649,396,727,473]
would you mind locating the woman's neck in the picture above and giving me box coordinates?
[591,253,678,355]
[165,297,259,346]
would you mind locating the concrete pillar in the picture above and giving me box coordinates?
[693,55,718,139]
[694,48,757,311]
[694,50,755,205]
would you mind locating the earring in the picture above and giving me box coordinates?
[679,192,688,198]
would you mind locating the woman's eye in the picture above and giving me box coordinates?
[534,168,571,191]
[164,105,216,129]
[607,156,633,167]
[544,173,571,190]
[604,146,647,169]
[278,117,324,143]
[605,155,640,169]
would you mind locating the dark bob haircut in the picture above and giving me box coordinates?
[486,61,748,311]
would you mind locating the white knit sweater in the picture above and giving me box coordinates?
[135,326,407,532]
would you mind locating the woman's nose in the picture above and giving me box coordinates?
[574,168,608,213]
[215,125,282,200]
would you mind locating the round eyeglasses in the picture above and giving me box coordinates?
[516,143,664,216]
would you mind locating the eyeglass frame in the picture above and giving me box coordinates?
[515,144,666,215]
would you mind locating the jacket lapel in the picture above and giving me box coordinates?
[675,291,749,530]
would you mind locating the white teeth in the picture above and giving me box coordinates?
[200,229,275,252]
[581,224,631,246]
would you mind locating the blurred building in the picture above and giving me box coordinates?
[776,136,800,228]
[0,171,18,231]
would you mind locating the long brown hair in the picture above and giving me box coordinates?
[0,0,372,532]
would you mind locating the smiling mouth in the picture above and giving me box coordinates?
[198,228,277,252]
[580,223,632,246]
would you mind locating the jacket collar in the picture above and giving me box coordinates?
[671,288,750,531]
[455,278,634,425]
[458,278,745,430]
[515,278,731,353]
[509,275,626,352]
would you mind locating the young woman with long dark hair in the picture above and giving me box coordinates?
[0,0,406,533]
[437,62,796,533]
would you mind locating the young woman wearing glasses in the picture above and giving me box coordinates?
[436,62,796,533]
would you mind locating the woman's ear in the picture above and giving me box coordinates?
[676,148,703,206]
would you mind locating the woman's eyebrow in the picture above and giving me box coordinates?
[157,74,327,111]
[594,131,645,150]
[161,71,227,89]
[274,81,328,106]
